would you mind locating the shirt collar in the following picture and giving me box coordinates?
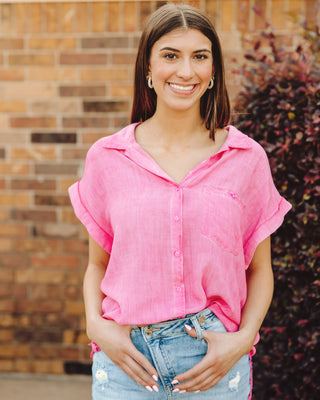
[102,123,252,151]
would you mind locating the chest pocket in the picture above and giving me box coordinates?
[201,186,244,256]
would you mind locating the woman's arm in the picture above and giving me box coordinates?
[172,236,274,392]
[84,235,159,391]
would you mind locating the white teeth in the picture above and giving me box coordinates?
[169,83,195,91]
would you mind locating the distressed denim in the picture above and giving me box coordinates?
[92,309,251,399]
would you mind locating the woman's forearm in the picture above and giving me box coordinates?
[238,236,274,353]
[83,236,110,340]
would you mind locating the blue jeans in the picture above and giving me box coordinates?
[92,309,252,399]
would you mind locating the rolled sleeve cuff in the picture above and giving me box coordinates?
[244,197,292,267]
[68,182,113,254]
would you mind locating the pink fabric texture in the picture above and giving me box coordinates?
[69,123,291,342]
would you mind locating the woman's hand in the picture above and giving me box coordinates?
[89,317,159,392]
[171,326,251,393]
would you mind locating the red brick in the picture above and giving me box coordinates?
[15,269,64,284]
[60,53,107,65]
[107,2,120,32]
[11,146,56,160]
[62,148,88,160]
[45,2,59,33]
[59,85,106,97]
[29,37,76,50]
[10,117,57,129]
[0,193,30,206]
[0,238,13,252]
[0,359,14,372]
[0,101,27,113]
[8,54,55,66]
[123,2,137,32]
[29,68,77,82]
[0,3,13,34]
[75,2,89,33]
[0,344,30,358]
[14,238,62,253]
[35,163,78,175]
[29,284,62,300]
[64,239,88,254]
[15,359,64,374]
[0,162,30,175]
[0,300,15,313]
[33,345,79,360]
[0,329,14,342]
[35,194,70,207]
[92,2,106,32]
[13,3,28,34]
[30,2,42,33]
[63,116,110,128]
[31,254,79,268]
[0,38,24,50]
[0,224,29,238]
[0,69,24,81]
[11,179,56,191]
[61,2,75,33]
[0,253,29,268]
[16,300,63,313]
[11,209,57,222]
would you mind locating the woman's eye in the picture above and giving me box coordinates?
[195,54,208,60]
[164,53,177,60]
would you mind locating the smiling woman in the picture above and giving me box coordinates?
[68,3,291,400]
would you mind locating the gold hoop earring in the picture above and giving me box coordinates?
[147,77,154,89]
[208,77,214,89]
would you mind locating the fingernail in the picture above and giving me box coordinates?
[173,388,180,393]
[180,390,187,393]
[195,390,201,393]
[145,386,153,392]
[152,385,159,392]
[185,324,192,331]
[152,374,158,381]
[172,379,179,384]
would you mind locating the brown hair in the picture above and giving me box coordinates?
[130,3,230,140]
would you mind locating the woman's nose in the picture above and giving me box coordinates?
[177,58,193,79]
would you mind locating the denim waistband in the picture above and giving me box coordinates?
[132,308,214,341]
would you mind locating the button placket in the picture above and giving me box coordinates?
[171,186,185,315]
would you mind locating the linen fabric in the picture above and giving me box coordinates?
[68,123,291,341]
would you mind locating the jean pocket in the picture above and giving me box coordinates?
[201,186,244,256]
[200,312,228,333]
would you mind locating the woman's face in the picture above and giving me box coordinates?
[148,28,213,115]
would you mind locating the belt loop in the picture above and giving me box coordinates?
[190,315,204,341]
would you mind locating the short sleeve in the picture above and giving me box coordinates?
[242,145,292,266]
[68,142,113,253]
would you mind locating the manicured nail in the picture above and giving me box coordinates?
[145,385,153,392]
[185,324,192,331]
[180,390,187,393]
[172,379,179,384]
[173,388,180,393]
[152,385,159,392]
[195,390,201,393]
[152,374,158,381]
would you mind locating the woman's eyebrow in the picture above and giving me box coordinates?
[159,46,211,53]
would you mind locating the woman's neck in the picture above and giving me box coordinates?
[142,107,209,149]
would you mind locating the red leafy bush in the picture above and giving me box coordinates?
[233,22,320,399]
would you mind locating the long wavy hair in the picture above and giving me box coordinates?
[130,3,230,140]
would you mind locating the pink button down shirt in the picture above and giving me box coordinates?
[69,123,291,335]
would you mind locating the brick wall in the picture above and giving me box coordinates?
[0,0,318,374]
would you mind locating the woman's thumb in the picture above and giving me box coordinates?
[185,324,197,338]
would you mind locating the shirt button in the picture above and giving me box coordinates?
[174,250,181,257]
[174,215,180,221]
